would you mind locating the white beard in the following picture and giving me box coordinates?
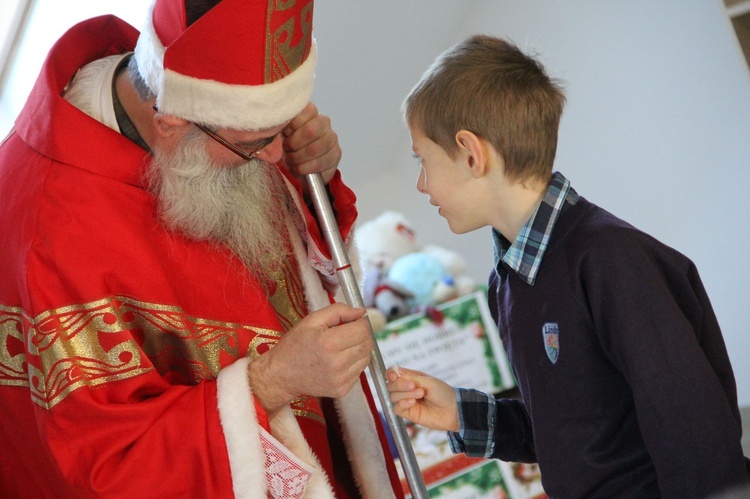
[146,128,292,280]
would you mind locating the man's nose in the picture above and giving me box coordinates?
[258,134,284,164]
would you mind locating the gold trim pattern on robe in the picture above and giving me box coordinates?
[266,249,306,332]
[264,228,325,425]
[0,297,282,410]
[291,395,325,425]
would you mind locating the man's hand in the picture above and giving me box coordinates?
[386,366,461,432]
[282,102,341,185]
[247,304,373,417]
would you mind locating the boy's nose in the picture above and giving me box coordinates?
[416,165,428,193]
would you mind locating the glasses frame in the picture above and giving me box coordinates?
[152,105,279,162]
[193,122,279,162]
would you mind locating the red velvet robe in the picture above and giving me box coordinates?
[0,15,401,498]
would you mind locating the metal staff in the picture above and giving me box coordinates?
[306,173,429,499]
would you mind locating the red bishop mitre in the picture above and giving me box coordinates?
[134,0,316,130]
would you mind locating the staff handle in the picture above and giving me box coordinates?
[305,173,429,499]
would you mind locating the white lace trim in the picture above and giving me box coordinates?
[260,427,315,498]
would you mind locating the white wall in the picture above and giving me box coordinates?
[0,0,150,137]
[313,1,750,406]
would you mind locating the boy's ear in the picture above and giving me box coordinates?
[153,113,191,139]
[455,130,487,178]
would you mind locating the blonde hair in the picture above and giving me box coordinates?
[403,35,565,182]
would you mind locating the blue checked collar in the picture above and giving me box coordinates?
[492,171,579,285]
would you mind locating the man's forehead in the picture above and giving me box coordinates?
[223,121,289,137]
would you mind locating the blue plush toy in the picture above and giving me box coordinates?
[362,267,415,322]
[387,252,456,310]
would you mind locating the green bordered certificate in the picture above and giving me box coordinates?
[374,290,515,394]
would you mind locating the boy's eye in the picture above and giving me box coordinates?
[412,153,423,165]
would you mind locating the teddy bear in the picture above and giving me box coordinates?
[355,211,477,324]
[355,210,418,274]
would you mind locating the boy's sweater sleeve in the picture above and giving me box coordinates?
[448,388,537,463]
[490,397,537,463]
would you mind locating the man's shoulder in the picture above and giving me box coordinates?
[44,15,138,74]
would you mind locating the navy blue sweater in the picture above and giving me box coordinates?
[487,197,748,498]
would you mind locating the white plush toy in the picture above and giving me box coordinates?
[356,211,477,321]
[355,211,418,274]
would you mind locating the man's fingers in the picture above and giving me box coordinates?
[284,102,318,137]
[283,104,328,151]
[284,132,338,169]
[311,303,366,328]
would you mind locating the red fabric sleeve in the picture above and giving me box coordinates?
[33,375,235,496]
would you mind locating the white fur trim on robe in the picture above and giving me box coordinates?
[217,358,334,498]
[216,181,395,498]
[286,180,395,497]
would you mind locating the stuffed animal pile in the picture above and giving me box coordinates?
[355,211,477,325]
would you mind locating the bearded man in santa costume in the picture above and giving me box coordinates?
[0,0,404,497]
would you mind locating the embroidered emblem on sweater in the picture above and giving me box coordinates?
[542,322,559,364]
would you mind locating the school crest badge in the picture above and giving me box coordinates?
[542,322,559,364]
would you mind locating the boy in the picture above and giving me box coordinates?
[386,35,749,497]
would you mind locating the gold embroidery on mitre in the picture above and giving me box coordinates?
[265,0,313,83]
[0,297,281,410]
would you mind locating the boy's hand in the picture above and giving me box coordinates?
[386,366,460,432]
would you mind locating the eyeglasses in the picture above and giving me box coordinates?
[193,122,279,162]
[152,106,279,162]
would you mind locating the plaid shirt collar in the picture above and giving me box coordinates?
[492,171,579,285]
